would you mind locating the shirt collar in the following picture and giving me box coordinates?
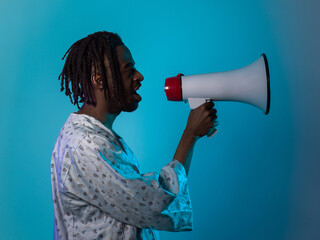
[69,112,122,141]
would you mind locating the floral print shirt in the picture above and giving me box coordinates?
[50,112,193,240]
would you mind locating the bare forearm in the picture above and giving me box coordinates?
[182,140,195,176]
[172,101,216,175]
[173,130,197,176]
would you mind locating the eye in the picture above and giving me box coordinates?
[129,67,136,75]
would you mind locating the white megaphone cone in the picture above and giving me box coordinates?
[164,53,270,138]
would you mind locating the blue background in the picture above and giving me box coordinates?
[0,0,319,239]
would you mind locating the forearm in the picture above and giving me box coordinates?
[182,140,195,176]
[173,129,197,176]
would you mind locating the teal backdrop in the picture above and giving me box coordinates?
[0,0,319,239]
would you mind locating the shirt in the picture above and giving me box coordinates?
[50,112,193,240]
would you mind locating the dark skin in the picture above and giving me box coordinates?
[76,44,217,175]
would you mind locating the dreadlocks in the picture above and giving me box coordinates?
[58,31,124,109]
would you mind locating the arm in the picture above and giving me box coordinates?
[173,101,217,175]
[173,130,198,176]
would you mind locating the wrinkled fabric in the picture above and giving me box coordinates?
[50,113,193,240]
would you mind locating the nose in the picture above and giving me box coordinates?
[135,70,144,82]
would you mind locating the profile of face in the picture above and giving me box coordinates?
[116,45,144,112]
[89,44,144,114]
[91,44,144,113]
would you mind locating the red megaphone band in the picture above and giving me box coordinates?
[164,73,184,101]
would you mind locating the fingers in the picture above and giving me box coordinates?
[203,100,214,110]
[187,100,218,138]
[209,108,218,120]
[203,101,217,116]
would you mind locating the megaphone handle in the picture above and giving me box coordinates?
[187,98,218,138]
[207,121,219,138]
[204,99,218,138]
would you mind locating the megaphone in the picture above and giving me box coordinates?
[164,53,270,138]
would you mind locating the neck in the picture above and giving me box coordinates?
[76,102,120,130]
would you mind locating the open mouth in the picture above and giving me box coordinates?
[134,84,141,92]
[133,89,142,101]
[133,84,142,101]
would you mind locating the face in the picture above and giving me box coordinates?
[90,45,144,113]
[116,45,144,112]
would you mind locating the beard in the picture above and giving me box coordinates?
[106,92,139,113]
[120,96,139,112]
[118,87,142,112]
[122,103,138,112]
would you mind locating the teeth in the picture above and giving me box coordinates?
[134,85,141,91]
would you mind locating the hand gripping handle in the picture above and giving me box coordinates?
[188,98,219,138]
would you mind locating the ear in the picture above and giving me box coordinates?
[91,73,103,89]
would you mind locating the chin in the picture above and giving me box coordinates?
[122,102,139,112]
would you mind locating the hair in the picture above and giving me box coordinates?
[58,31,124,109]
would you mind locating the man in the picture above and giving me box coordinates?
[51,31,217,240]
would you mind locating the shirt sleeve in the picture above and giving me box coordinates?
[62,136,193,232]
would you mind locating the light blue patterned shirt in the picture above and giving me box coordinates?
[50,112,193,239]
